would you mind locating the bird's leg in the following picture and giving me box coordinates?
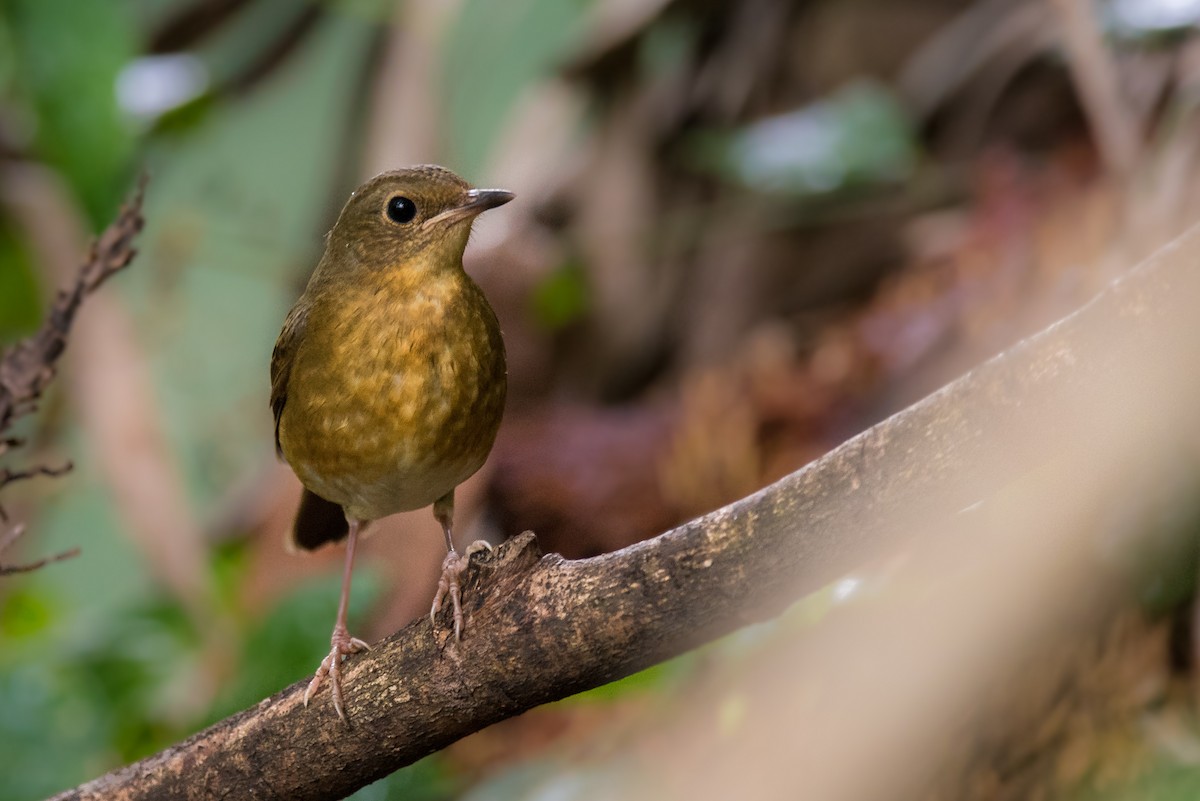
[304,517,370,720]
[430,490,491,640]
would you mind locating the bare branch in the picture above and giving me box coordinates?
[0,174,147,433]
[0,521,79,575]
[0,175,147,575]
[0,521,80,573]
[0,461,73,494]
[48,206,1200,800]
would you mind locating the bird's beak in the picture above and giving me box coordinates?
[423,188,515,229]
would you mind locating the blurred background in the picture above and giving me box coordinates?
[4,0,1200,798]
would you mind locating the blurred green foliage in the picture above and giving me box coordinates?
[0,0,137,343]
[0,220,40,342]
[1072,754,1200,801]
[0,538,389,799]
[530,261,589,332]
[5,0,137,227]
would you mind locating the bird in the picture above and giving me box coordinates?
[270,165,512,719]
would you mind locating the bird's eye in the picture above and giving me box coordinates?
[386,196,417,224]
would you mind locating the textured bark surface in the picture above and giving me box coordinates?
[51,222,1200,801]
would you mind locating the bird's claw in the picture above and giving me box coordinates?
[431,540,492,641]
[304,628,370,721]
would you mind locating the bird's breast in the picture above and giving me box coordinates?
[279,273,506,520]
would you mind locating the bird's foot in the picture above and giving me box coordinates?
[431,540,492,641]
[304,626,370,721]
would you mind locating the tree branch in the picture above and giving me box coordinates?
[51,218,1200,800]
[0,461,73,500]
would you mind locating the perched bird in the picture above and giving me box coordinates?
[270,165,512,719]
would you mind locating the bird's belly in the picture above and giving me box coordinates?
[303,451,483,520]
[280,302,506,521]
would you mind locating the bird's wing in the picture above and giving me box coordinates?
[270,302,308,459]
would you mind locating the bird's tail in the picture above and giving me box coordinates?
[288,488,349,551]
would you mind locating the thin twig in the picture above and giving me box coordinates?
[0,460,73,524]
[0,174,148,576]
[0,520,79,575]
[0,461,73,491]
[0,522,80,573]
[0,174,147,432]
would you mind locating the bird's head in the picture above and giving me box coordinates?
[325,165,514,273]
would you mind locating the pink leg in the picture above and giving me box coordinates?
[304,517,370,720]
[430,490,490,640]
